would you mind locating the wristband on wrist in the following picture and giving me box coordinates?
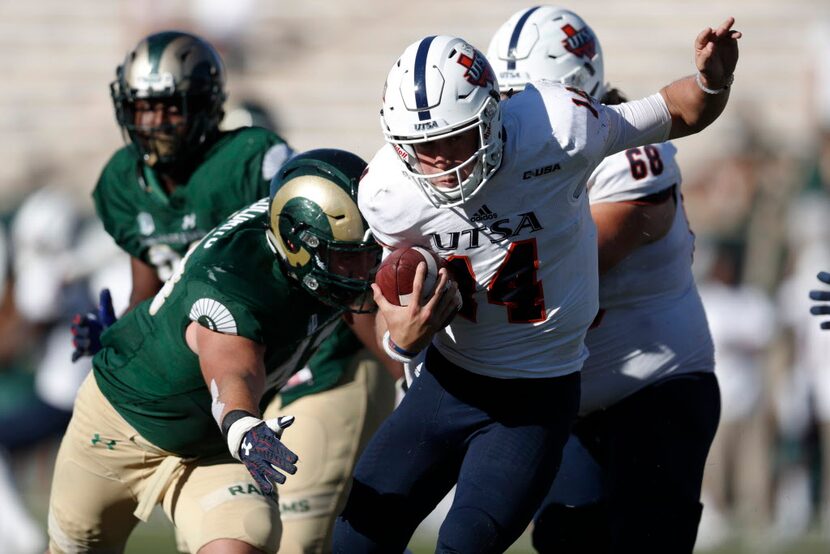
[221,409,261,461]
[695,72,733,95]
[221,409,255,437]
[382,330,420,363]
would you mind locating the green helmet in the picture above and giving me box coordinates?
[110,30,226,166]
[268,149,381,312]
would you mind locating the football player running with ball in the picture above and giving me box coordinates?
[332,17,740,553]
[487,7,718,553]
[67,32,398,553]
[48,150,385,554]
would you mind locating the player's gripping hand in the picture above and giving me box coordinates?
[222,410,299,496]
[809,271,830,330]
[71,288,117,362]
[372,262,460,354]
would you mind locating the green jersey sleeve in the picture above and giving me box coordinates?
[92,149,146,259]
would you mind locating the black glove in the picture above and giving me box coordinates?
[809,271,830,331]
[222,410,299,497]
[71,289,116,362]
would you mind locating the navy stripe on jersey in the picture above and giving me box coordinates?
[507,6,541,70]
[414,36,436,121]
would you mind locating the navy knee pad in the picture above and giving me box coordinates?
[437,506,503,554]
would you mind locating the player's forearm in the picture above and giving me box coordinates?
[661,75,729,140]
[663,17,740,139]
[374,309,390,350]
[128,256,163,311]
[194,324,268,423]
[209,371,266,420]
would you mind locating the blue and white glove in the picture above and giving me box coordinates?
[809,271,830,331]
[71,289,116,362]
[222,410,299,497]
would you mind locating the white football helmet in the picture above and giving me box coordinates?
[11,186,80,322]
[487,6,605,98]
[381,35,503,207]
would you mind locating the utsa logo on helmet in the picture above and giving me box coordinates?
[457,52,495,87]
[561,24,597,60]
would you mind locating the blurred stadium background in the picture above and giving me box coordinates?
[1,0,830,552]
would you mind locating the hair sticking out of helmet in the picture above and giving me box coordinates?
[487,6,605,99]
[381,35,504,208]
[111,31,227,167]
[267,149,381,313]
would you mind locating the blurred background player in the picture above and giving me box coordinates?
[487,7,719,552]
[48,149,386,554]
[0,186,130,554]
[696,240,776,548]
[91,30,291,308]
[334,16,739,552]
[772,194,830,541]
[71,31,398,553]
[811,271,830,329]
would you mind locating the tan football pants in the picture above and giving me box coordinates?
[47,351,394,554]
[265,351,394,553]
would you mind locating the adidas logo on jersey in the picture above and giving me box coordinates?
[470,204,498,222]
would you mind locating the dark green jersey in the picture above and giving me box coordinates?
[93,126,290,281]
[93,200,360,458]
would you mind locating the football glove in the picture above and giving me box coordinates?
[222,410,298,497]
[71,289,116,362]
[809,271,830,330]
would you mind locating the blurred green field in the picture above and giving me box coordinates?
[120,519,830,554]
[12,440,830,554]
[117,512,830,554]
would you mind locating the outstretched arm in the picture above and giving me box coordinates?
[195,324,266,419]
[663,17,742,139]
[193,323,298,496]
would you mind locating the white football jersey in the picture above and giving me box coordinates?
[589,143,693,310]
[360,81,671,379]
[578,144,714,414]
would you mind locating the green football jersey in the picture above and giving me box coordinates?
[93,200,361,458]
[93,126,290,281]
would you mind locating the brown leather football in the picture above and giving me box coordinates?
[375,246,445,306]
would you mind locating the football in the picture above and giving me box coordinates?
[375,246,446,307]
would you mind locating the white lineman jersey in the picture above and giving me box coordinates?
[360,81,671,379]
[578,143,714,414]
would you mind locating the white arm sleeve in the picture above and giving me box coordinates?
[604,94,672,157]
